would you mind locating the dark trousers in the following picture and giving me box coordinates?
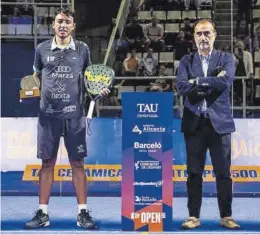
[184,117,232,218]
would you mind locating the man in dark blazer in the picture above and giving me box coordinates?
[176,19,240,229]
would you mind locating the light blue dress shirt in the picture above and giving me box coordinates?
[200,54,210,113]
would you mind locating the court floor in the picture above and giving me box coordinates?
[1,197,260,234]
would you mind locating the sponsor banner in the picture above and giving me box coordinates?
[231,119,260,165]
[22,165,260,182]
[2,117,260,197]
[1,118,67,171]
[121,92,173,232]
[23,165,122,181]
[173,165,260,182]
[3,118,260,170]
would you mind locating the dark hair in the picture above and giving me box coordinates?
[53,7,75,21]
[194,18,216,32]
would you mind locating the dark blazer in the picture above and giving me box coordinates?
[176,49,236,134]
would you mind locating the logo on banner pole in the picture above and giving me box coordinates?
[133,180,163,187]
[134,160,162,170]
[132,125,142,134]
[136,103,159,118]
[134,196,162,206]
[135,161,140,170]
[137,103,158,113]
[132,124,166,134]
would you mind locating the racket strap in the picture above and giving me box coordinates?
[87,118,92,136]
[86,100,96,136]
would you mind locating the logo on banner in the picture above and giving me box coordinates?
[134,142,162,153]
[135,196,157,202]
[132,125,142,134]
[134,196,161,205]
[23,164,260,182]
[136,103,159,118]
[131,212,166,223]
[141,212,165,223]
[133,180,163,187]
[135,161,162,170]
[23,165,122,181]
[132,125,166,134]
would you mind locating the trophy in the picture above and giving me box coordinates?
[20,75,40,100]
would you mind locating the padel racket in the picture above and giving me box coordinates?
[84,64,115,134]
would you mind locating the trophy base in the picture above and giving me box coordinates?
[20,89,40,99]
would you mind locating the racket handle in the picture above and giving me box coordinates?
[93,94,101,101]
[87,100,95,120]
